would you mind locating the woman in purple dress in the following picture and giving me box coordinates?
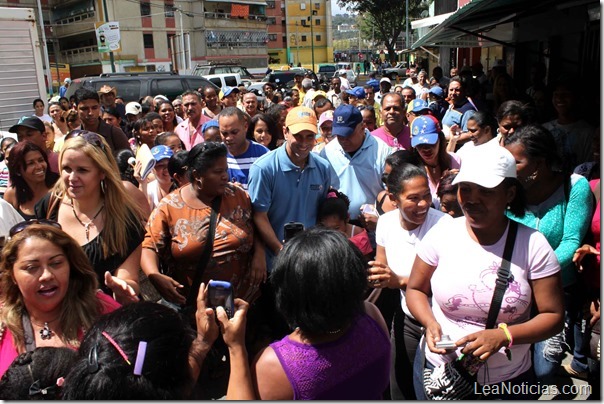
[252,227,391,399]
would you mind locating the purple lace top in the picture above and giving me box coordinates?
[270,312,391,400]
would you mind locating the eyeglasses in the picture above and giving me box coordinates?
[357,105,375,112]
[64,130,106,151]
[9,219,62,238]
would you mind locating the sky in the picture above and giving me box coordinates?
[332,1,347,15]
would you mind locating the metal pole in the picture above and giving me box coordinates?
[102,0,116,72]
[309,0,314,71]
[295,23,300,65]
[178,8,185,73]
[405,0,409,64]
[35,0,53,95]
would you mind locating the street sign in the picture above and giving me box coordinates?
[95,21,121,53]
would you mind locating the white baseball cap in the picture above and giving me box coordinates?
[452,144,516,188]
[125,102,142,116]
[380,77,391,84]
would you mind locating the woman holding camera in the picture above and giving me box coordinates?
[407,145,564,399]
[253,228,390,400]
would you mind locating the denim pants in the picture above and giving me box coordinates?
[533,284,587,384]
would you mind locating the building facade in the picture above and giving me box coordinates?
[284,0,333,69]
[0,0,270,83]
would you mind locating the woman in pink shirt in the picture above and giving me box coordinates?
[0,222,120,378]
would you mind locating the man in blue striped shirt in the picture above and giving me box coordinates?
[218,107,269,190]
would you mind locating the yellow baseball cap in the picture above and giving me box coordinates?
[285,106,318,135]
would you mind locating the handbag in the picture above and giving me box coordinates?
[422,220,518,400]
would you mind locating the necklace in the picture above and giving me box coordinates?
[426,163,439,175]
[30,317,59,340]
[72,201,105,241]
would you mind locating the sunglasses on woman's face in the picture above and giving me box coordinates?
[64,130,106,151]
[9,219,62,238]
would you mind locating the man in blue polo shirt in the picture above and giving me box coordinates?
[248,106,331,268]
[218,107,269,190]
[320,104,392,223]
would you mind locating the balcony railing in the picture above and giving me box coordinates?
[60,45,100,65]
[204,12,267,22]
[53,10,95,26]
[206,30,269,48]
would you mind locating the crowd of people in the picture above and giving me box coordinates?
[0,59,599,400]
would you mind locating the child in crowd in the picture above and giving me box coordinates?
[436,170,463,218]
[201,119,221,142]
[318,189,373,261]
[0,137,17,197]
[0,347,77,399]
[168,150,190,188]
[155,131,184,153]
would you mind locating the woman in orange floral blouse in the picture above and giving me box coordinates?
[141,142,265,306]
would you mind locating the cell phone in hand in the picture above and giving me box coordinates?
[207,280,234,318]
[283,221,304,243]
[435,335,457,350]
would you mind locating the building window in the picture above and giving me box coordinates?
[300,3,306,10]
[314,2,320,9]
[143,33,154,48]
[301,19,306,26]
[164,4,175,17]
[315,18,320,25]
[140,2,151,16]
[266,0,275,8]
[301,35,307,42]
[267,17,276,24]
[281,19,286,26]
[268,34,277,41]
[316,34,321,42]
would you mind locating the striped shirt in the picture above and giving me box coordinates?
[227,141,269,190]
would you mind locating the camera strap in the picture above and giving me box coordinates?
[185,196,222,308]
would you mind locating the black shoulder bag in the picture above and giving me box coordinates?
[184,196,222,311]
[423,220,518,400]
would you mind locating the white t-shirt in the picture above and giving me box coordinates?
[33,113,53,123]
[375,208,451,318]
[0,198,26,239]
[416,217,560,385]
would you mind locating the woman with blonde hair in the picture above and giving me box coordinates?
[0,222,120,378]
[35,131,145,305]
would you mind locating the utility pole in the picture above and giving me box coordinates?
[405,0,409,65]
[295,22,300,65]
[309,0,315,71]
[102,0,116,72]
[35,0,54,95]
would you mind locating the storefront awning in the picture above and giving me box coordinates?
[411,0,570,49]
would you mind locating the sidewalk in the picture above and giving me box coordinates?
[538,353,594,400]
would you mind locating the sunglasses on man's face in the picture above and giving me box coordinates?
[9,219,62,238]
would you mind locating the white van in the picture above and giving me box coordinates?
[202,73,243,89]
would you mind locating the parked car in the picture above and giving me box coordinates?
[383,62,409,81]
[261,69,318,91]
[202,73,243,89]
[317,64,337,83]
[192,64,257,86]
[65,72,218,103]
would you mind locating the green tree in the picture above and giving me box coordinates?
[338,0,427,64]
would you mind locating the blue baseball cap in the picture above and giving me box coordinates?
[429,86,444,98]
[202,119,219,133]
[219,86,240,99]
[410,115,440,147]
[345,86,366,99]
[366,78,380,92]
[408,98,429,114]
[332,104,363,138]
[151,145,174,162]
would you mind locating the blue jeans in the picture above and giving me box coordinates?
[533,284,586,383]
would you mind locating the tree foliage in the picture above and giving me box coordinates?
[338,0,427,63]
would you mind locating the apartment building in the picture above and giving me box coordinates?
[284,0,333,69]
[0,0,269,80]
